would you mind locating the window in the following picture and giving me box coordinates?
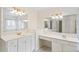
[5,19,26,31]
[5,20,16,31]
[18,20,25,30]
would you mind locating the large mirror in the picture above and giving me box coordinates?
[3,8,28,32]
[44,14,77,34]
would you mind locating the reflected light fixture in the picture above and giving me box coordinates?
[10,7,26,16]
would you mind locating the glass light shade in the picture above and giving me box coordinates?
[59,15,63,19]
[10,10,17,13]
[55,16,59,19]
[18,11,21,14]
[18,12,22,16]
[22,12,26,15]
[10,8,26,16]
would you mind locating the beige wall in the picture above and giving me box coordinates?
[23,8,37,30]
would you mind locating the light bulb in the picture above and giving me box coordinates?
[18,12,22,15]
[55,16,59,19]
[10,10,17,13]
[59,15,63,19]
[51,16,55,19]
[22,12,26,15]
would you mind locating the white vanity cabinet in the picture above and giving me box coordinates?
[62,41,78,52]
[52,39,78,52]
[18,34,36,52]
[0,32,36,52]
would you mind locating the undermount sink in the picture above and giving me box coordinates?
[16,32,22,35]
[16,32,24,36]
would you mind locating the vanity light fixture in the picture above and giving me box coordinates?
[59,15,63,19]
[51,13,63,20]
[55,15,59,19]
[51,16,55,19]
[10,7,26,16]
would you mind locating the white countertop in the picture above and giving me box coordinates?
[1,30,35,41]
[1,29,79,43]
[38,29,79,43]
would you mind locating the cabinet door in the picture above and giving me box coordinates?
[52,39,62,52]
[26,35,36,52]
[62,42,77,52]
[18,37,26,52]
[7,39,17,52]
[26,36,32,52]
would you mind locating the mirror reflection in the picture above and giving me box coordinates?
[3,8,28,32]
[44,15,77,34]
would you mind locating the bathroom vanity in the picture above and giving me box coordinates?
[38,30,79,52]
[0,30,36,52]
[37,14,79,52]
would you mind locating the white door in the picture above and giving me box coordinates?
[18,37,26,52]
[7,39,17,52]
